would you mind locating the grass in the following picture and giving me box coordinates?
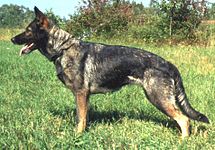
[0,40,215,149]
[0,28,21,41]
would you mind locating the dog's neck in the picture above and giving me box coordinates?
[44,26,79,61]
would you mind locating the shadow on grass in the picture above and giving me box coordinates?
[49,106,76,125]
[49,105,209,136]
[87,107,177,129]
[49,105,177,130]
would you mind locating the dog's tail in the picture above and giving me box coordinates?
[174,73,209,124]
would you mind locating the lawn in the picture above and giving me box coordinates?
[0,40,214,149]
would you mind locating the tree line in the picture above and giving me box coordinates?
[0,1,215,44]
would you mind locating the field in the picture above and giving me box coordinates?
[0,40,215,149]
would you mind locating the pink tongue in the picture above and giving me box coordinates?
[19,43,34,56]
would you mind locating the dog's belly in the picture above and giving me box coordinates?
[88,79,130,94]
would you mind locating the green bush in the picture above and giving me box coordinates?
[126,0,211,44]
[65,0,131,38]
[65,0,212,44]
[151,0,205,42]
[1,2,212,45]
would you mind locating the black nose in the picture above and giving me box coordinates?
[11,37,16,44]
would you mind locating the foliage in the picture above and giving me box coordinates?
[207,3,215,19]
[0,4,66,29]
[0,4,34,28]
[0,2,214,44]
[126,7,167,43]
[66,0,132,38]
[151,0,206,42]
[45,9,67,29]
[65,0,213,44]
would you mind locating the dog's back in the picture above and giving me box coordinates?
[78,42,172,92]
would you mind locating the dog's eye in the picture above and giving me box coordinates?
[25,28,33,36]
[27,27,32,32]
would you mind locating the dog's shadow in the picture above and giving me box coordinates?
[50,106,209,135]
[87,107,179,130]
[50,105,177,129]
[87,108,209,135]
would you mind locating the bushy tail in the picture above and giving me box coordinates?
[175,74,209,123]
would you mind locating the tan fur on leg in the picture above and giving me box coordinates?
[75,89,89,133]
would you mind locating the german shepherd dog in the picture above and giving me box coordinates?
[11,7,209,138]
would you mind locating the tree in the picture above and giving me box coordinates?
[0,4,34,28]
[207,3,215,19]
[66,0,132,38]
[154,0,205,41]
[45,9,66,29]
[150,0,157,7]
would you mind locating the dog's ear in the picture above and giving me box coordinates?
[34,6,49,29]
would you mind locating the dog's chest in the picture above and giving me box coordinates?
[54,56,82,90]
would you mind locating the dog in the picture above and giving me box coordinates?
[11,7,209,138]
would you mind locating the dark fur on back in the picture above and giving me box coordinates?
[11,7,209,137]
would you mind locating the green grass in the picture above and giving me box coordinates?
[0,40,215,149]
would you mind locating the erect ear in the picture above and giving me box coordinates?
[34,6,49,28]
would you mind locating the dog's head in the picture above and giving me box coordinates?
[11,6,52,56]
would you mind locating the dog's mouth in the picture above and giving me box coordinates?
[19,43,35,56]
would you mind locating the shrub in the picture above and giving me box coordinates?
[152,0,205,42]
[65,0,131,38]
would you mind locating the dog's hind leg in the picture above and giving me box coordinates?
[142,70,190,138]
[75,89,89,133]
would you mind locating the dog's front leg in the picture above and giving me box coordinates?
[75,89,89,133]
